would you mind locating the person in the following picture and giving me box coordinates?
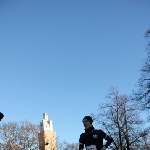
[0,112,4,121]
[79,116,113,150]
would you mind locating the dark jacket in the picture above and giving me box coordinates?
[0,112,4,121]
[79,126,113,149]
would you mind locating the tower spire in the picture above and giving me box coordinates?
[40,113,53,131]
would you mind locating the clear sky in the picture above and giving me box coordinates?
[0,0,150,143]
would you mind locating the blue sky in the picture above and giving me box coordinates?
[0,0,150,143]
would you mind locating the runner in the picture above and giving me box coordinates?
[79,116,113,150]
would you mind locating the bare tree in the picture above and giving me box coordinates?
[56,137,66,150]
[0,121,39,150]
[92,87,150,150]
[141,135,150,150]
[64,142,78,150]
[56,137,78,150]
[133,29,150,111]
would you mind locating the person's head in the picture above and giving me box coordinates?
[82,116,93,129]
[0,112,4,121]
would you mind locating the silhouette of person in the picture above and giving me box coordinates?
[79,116,113,150]
[0,112,4,121]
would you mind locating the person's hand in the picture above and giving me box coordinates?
[101,146,106,150]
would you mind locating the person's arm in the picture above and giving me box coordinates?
[79,134,84,150]
[100,130,113,149]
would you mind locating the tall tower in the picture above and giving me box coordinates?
[39,113,56,150]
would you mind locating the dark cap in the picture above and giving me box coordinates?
[0,112,4,121]
[83,116,93,124]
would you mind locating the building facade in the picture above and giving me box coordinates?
[39,113,56,150]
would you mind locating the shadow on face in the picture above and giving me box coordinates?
[82,119,92,129]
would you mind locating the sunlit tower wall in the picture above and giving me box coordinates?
[39,113,56,150]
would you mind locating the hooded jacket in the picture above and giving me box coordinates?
[79,126,113,150]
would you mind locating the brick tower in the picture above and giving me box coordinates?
[39,113,56,150]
